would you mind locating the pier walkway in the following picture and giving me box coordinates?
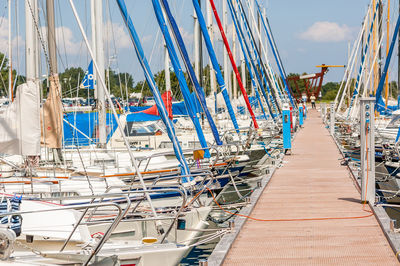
[223,109,398,265]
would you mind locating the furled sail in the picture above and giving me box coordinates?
[41,74,63,148]
[0,81,41,156]
[139,91,173,119]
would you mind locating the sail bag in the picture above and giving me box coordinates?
[0,81,41,156]
[41,74,63,148]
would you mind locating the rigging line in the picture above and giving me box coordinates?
[160,0,223,145]
[347,0,381,118]
[244,0,283,108]
[26,0,51,76]
[208,0,259,128]
[27,0,95,193]
[237,0,280,114]
[14,0,21,87]
[227,0,274,119]
[56,0,69,69]
[206,187,373,222]
[137,28,162,105]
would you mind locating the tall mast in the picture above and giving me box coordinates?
[385,0,390,106]
[8,0,12,100]
[194,9,200,80]
[91,0,107,147]
[198,0,203,91]
[263,7,267,62]
[42,0,63,152]
[164,46,171,93]
[47,0,57,74]
[206,0,216,111]
[236,1,241,100]
[197,0,205,124]
[373,0,377,94]
[25,0,41,167]
[398,0,400,104]
[223,0,229,99]
[26,0,38,82]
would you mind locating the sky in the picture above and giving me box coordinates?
[0,0,389,87]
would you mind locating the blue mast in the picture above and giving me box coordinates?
[191,0,240,134]
[226,0,268,119]
[236,0,280,115]
[159,0,222,146]
[151,0,211,157]
[227,0,274,119]
[255,0,295,108]
[375,11,400,110]
[347,1,380,118]
[115,0,191,179]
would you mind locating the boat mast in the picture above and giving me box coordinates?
[162,9,171,114]
[398,0,400,105]
[385,0,390,107]
[237,1,243,101]
[194,1,204,124]
[26,0,38,83]
[223,0,229,99]
[164,47,171,93]
[91,0,107,147]
[44,0,63,156]
[8,0,12,101]
[47,0,57,75]
[206,0,217,114]
[198,0,203,92]
[194,9,200,80]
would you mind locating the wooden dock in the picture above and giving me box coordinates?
[223,109,398,265]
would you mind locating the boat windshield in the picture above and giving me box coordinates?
[387,114,400,128]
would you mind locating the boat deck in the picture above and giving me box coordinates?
[223,109,398,265]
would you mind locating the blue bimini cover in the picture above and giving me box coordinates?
[63,112,119,147]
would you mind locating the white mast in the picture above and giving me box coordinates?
[91,0,106,147]
[161,8,171,96]
[25,0,38,82]
[194,10,200,80]
[8,0,12,100]
[237,1,243,100]
[165,46,171,93]
[206,0,216,113]
[223,0,230,99]
[250,0,255,97]
[263,7,267,61]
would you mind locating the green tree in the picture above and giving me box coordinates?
[0,52,25,97]
[321,82,340,101]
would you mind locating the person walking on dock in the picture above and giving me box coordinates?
[310,94,316,109]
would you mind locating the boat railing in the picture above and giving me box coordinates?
[135,143,240,172]
[1,187,189,264]
[0,197,128,265]
[90,186,188,244]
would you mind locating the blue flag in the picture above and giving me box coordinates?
[80,60,94,89]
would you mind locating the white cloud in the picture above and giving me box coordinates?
[0,17,24,53]
[40,26,81,55]
[141,34,153,43]
[299,21,354,42]
[103,21,131,49]
[178,26,193,45]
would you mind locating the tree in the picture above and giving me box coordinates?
[321,82,340,101]
[0,52,25,97]
[106,69,135,98]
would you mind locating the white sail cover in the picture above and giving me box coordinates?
[0,81,40,156]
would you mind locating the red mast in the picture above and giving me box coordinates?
[208,0,259,129]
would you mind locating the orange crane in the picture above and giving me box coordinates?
[287,64,345,102]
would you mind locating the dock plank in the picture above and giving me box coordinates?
[223,110,398,265]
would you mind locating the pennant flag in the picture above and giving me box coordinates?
[80,61,94,89]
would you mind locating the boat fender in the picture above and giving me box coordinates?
[0,227,16,260]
